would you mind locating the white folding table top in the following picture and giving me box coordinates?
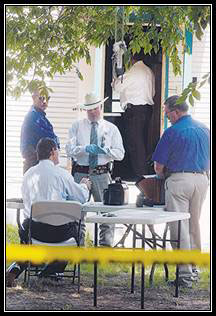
[6,201,165,213]
[82,202,165,213]
[86,209,190,225]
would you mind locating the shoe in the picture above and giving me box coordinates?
[192,268,200,280]
[6,270,19,287]
[167,278,192,289]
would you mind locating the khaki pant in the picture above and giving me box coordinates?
[165,173,209,278]
[74,172,115,247]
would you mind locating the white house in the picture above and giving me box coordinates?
[6,25,211,234]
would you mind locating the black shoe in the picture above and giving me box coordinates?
[167,279,192,288]
[192,268,200,280]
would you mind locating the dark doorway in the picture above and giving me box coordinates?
[104,37,162,182]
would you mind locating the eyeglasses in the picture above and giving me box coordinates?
[39,96,51,101]
[165,109,175,115]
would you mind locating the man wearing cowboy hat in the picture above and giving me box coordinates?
[65,92,125,246]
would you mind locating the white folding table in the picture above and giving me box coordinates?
[6,199,190,309]
[86,209,190,309]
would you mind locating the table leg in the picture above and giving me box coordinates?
[131,224,136,293]
[16,208,21,229]
[141,224,145,309]
[93,223,98,307]
[175,220,181,298]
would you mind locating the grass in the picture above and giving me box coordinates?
[6,224,210,290]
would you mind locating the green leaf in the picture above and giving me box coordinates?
[192,89,201,100]
[201,73,210,80]
[176,95,187,104]
[189,94,194,107]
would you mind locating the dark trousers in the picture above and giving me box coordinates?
[122,104,153,177]
[7,219,80,278]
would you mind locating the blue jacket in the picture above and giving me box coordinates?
[20,106,60,158]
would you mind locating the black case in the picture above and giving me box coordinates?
[103,178,129,205]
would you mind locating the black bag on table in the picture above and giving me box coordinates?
[103,177,129,205]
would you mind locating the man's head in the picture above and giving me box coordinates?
[80,93,108,122]
[36,137,59,165]
[131,50,144,65]
[32,89,50,112]
[164,95,189,125]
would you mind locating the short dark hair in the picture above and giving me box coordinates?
[164,95,189,112]
[132,49,145,62]
[36,137,57,160]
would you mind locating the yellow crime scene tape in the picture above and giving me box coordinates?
[6,245,210,266]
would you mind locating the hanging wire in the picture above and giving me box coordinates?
[112,6,126,81]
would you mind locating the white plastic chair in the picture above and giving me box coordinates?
[26,200,82,292]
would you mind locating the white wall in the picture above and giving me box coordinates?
[167,26,210,129]
[191,25,210,129]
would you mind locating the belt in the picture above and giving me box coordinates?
[126,103,150,109]
[74,164,109,175]
[170,171,206,175]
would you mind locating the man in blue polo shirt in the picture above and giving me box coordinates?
[20,89,60,174]
[152,95,210,288]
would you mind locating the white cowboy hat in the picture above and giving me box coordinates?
[79,93,109,110]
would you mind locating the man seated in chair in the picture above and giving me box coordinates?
[6,137,91,287]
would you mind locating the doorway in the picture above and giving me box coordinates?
[104,37,162,181]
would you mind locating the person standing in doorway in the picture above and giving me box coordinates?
[20,89,60,174]
[152,95,210,288]
[112,50,155,179]
[65,92,125,247]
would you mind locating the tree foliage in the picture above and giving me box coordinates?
[6,5,210,99]
[176,72,210,106]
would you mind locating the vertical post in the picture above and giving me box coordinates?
[93,223,98,307]
[175,220,181,298]
[141,224,145,309]
[131,224,136,293]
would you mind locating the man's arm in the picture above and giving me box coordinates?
[65,122,86,158]
[154,161,165,179]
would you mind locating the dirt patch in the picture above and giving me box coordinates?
[5,271,211,311]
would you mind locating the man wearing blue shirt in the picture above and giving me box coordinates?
[152,95,210,288]
[20,89,60,174]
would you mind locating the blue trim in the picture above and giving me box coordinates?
[183,29,193,90]
[164,55,169,130]
[185,29,193,55]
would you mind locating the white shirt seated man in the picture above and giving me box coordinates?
[6,137,91,287]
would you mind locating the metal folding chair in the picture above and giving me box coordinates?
[25,200,82,292]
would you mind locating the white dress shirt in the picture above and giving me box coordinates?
[21,160,89,220]
[65,118,125,166]
[113,60,155,108]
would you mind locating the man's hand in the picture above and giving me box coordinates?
[85,144,107,155]
[80,177,92,190]
[154,161,165,179]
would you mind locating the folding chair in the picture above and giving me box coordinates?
[25,200,82,292]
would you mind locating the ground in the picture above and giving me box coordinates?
[5,267,211,311]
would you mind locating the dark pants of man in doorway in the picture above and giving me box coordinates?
[122,103,153,178]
